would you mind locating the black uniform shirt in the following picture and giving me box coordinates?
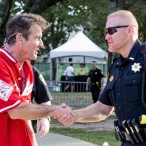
[88,68,104,87]
[32,66,52,104]
[99,40,146,122]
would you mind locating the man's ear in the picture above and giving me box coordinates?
[19,37,23,41]
[16,33,23,42]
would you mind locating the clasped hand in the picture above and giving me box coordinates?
[53,103,76,126]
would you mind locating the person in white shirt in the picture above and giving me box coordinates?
[64,63,75,92]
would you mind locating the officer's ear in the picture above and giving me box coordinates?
[128,25,134,33]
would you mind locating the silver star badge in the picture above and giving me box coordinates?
[131,63,141,73]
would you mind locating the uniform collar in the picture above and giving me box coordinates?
[127,39,141,62]
[115,40,141,66]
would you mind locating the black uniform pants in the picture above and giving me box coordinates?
[90,85,100,103]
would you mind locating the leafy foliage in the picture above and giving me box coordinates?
[1,0,146,50]
[43,0,112,51]
[1,0,146,79]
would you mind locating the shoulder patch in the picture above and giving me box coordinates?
[0,80,13,101]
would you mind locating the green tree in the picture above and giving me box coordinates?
[40,0,146,79]
[41,0,112,79]
[0,0,12,45]
[0,0,64,46]
[1,0,146,80]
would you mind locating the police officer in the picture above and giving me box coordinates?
[32,66,53,137]
[58,10,146,146]
[86,61,104,103]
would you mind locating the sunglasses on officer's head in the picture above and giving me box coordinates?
[105,25,129,35]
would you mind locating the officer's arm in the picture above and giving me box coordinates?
[32,66,53,136]
[37,101,51,137]
[100,78,105,91]
[86,77,91,91]
[73,101,114,123]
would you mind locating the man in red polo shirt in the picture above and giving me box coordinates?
[0,13,72,146]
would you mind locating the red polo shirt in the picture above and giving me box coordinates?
[0,48,35,146]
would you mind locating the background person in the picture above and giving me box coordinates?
[86,61,104,103]
[0,13,72,146]
[76,63,89,76]
[59,10,146,146]
[64,63,75,92]
[31,66,53,137]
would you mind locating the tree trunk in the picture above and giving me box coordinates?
[108,52,113,70]
[52,58,56,80]
[0,0,13,46]
[144,15,146,42]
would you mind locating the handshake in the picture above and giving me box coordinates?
[50,103,77,127]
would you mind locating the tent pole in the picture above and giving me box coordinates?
[83,56,85,65]
[56,58,58,81]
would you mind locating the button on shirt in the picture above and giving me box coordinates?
[99,40,146,122]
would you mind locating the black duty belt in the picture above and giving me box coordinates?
[91,82,99,86]
[91,83,96,85]
[114,119,146,144]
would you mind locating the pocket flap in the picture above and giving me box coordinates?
[124,74,142,85]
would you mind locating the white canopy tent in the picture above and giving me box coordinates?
[50,31,108,80]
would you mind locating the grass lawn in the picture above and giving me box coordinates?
[50,127,120,146]
[50,117,120,146]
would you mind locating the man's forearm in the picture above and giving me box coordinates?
[40,101,51,121]
[8,102,71,120]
